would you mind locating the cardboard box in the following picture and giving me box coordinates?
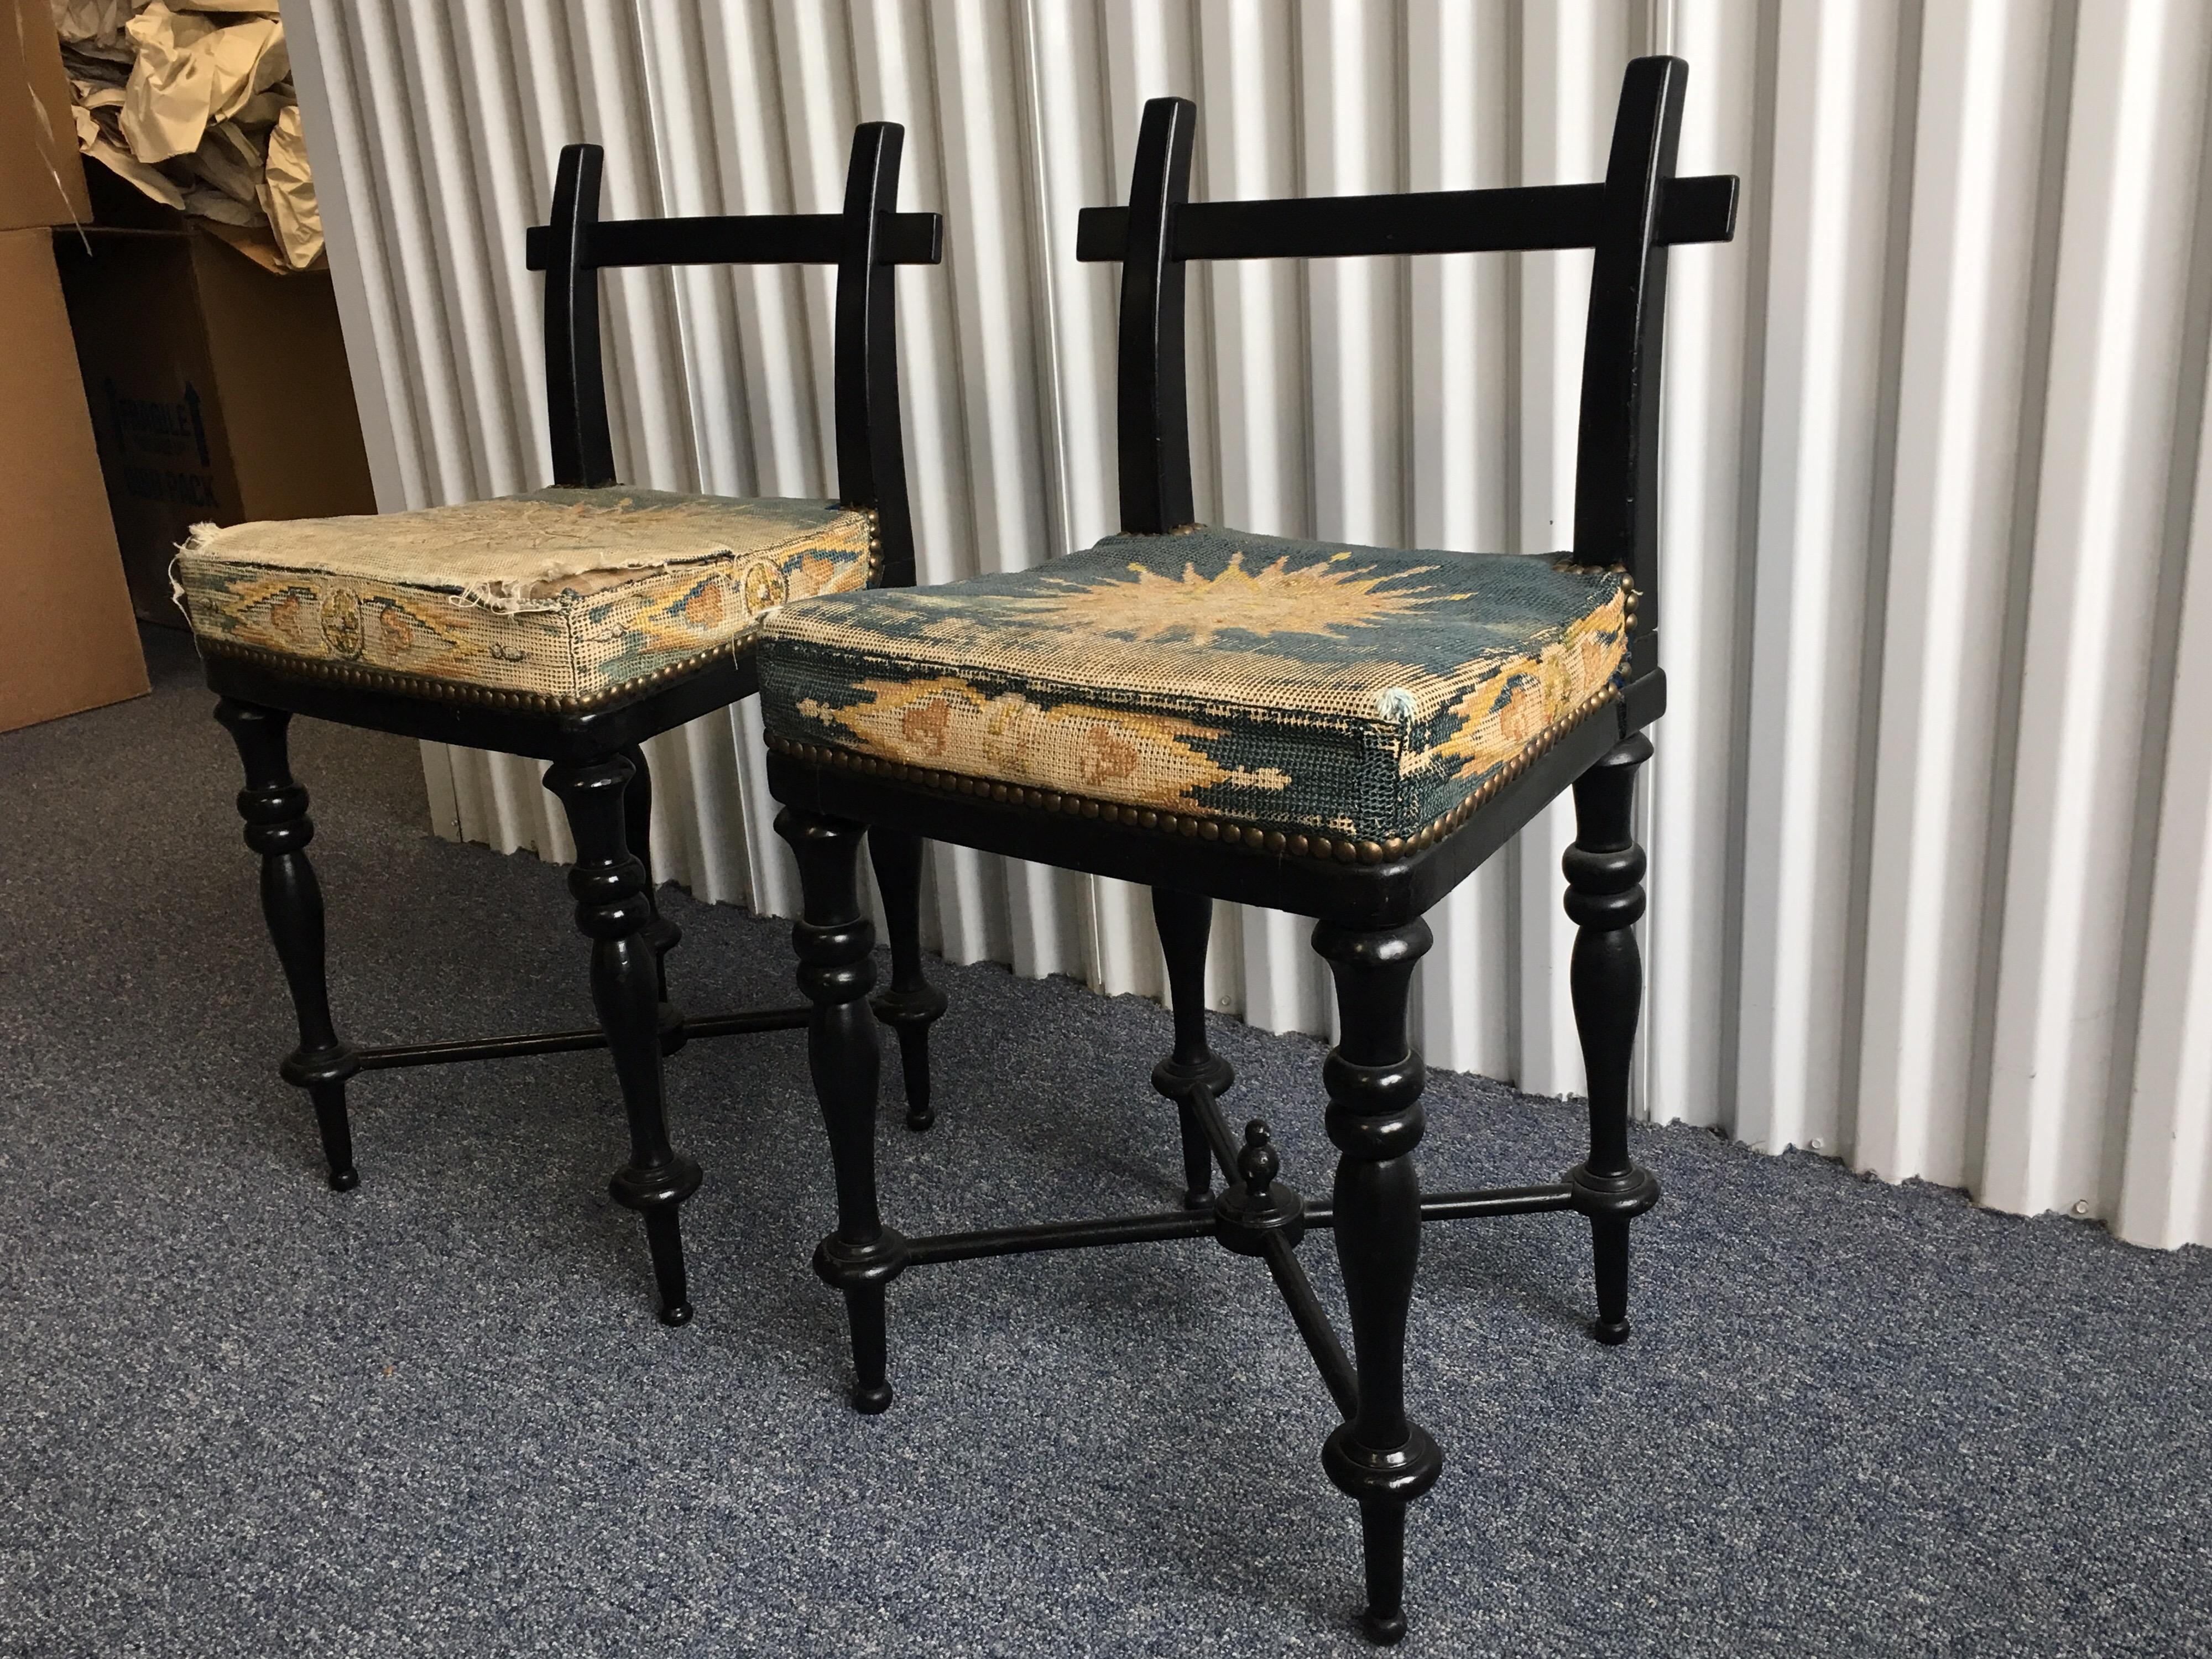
[56,224,378,625]
[0,226,148,732]
[0,0,93,233]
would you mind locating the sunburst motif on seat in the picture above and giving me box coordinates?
[758,524,1631,841]
[1014,550,1470,647]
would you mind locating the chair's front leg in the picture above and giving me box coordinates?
[1562,732,1660,1345]
[214,699,360,1192]
[867,827,947,1131]
[545,754,701,1326]
[780,807,907,1412]
[1314,918,1443,1646]
[1151,888,1234,1208]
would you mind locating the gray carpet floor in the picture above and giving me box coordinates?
[2,632,2209,1658]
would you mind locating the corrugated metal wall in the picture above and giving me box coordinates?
[286,0,2212,1251]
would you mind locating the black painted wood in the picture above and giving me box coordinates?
[896,1180,1582,1268]
[1314,918,1444,1645]
[906,1208,1216,1266]
[836,124,925,588]
[617,740,681,1007]
[1114,96,1198,533]
[1150,888,1233,1207]
[1574,56,1687,682]
[215,700,360,1191]
[1561,733,1660,1345]
[353,1005,812,1071]
[779,807,907,1413]
[544,144,614,489]
[1262,1230,1361,1419]
[868,827,947,1130]
[1075,173,1735,263]
[544,754,702,1327]
[523,207,939,272]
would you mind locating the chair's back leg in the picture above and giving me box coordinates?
[781,806,907,1412]
[1562,732,1662,1343]
[544,753,701,1326]
[867,827,947,1131]
[616,742,680,1007]
[1150,888,1233,1207]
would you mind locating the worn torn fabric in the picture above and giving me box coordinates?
[175,489,877,707]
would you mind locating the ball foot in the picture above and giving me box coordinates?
[852,1381,893,1415]
[1360,1609,1407,1645]
[328,1167,360,1193]
[1181,1186,1212,1211]
[904,1107,935,1133]
[659,1301,694,1328]
[1589,1315,1631,1346]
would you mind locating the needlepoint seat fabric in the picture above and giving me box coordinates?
[757,524,1631,846]
[175,487,877,709]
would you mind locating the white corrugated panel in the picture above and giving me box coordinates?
[286,0,2212,1249]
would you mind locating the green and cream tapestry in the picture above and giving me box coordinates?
[759,525,1630,844]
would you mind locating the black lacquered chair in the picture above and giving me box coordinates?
[754,62,1734,1640]
[176,124,947,1327]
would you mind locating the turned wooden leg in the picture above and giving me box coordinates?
[1562,733,1661,1346]
[545,754,701,1326]
[214,699,359,1192]
[617,742,685,1049]
[1314,917,1444,1646]
[1150,888,1233,1207]
[780,807,907,1413]
[868,827,946,1131]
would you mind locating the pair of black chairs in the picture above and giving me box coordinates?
[178,59,1734,1644]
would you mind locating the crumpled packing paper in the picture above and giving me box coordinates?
[54,0,324,272]
[262,102,320,267]
[120,3,286,163]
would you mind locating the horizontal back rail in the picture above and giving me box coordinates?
[1076,174,1734,264]
[526,211,941,272]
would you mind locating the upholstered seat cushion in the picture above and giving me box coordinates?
[757,525,1631,849]
[175,487,876,709]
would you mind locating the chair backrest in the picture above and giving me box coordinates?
[1076,56,1736,686]
[525,123,943,587]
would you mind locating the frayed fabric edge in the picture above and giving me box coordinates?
[449,554,677,614]
[178,518,697,615]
